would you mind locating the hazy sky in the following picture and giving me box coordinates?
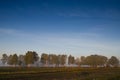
[0,0,120,58]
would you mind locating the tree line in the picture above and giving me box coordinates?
[1,51,120,67]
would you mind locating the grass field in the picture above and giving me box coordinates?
[0,67,120,80]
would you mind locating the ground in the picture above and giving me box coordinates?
[0,67,120,80]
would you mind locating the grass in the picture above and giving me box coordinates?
[0,67,120,80]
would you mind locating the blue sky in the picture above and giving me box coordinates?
[0,0,120,58]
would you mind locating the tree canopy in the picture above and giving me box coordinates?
[108,56,119,67]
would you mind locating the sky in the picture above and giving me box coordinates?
[0,0,120,58]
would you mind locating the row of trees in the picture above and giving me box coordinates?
[79,55,119,67]
[41,53,67,67]
[1,51,120,67]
